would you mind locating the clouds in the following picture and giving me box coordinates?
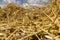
[0,0,51,5]
[23,0,51,8]
[27,0,40,3]
[27,0,51,4]
[0,0,51,8]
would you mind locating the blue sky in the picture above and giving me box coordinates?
[0,0,51,7]
[15,0,27,5]
[0,0,50,4]
[15,0,50,5]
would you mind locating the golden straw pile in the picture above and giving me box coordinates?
[0,0,60,40]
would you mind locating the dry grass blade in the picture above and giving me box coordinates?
[0,0,60,40]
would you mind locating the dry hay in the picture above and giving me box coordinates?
[0,0,60,40]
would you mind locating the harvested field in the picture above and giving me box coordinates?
[0,0,60,40]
